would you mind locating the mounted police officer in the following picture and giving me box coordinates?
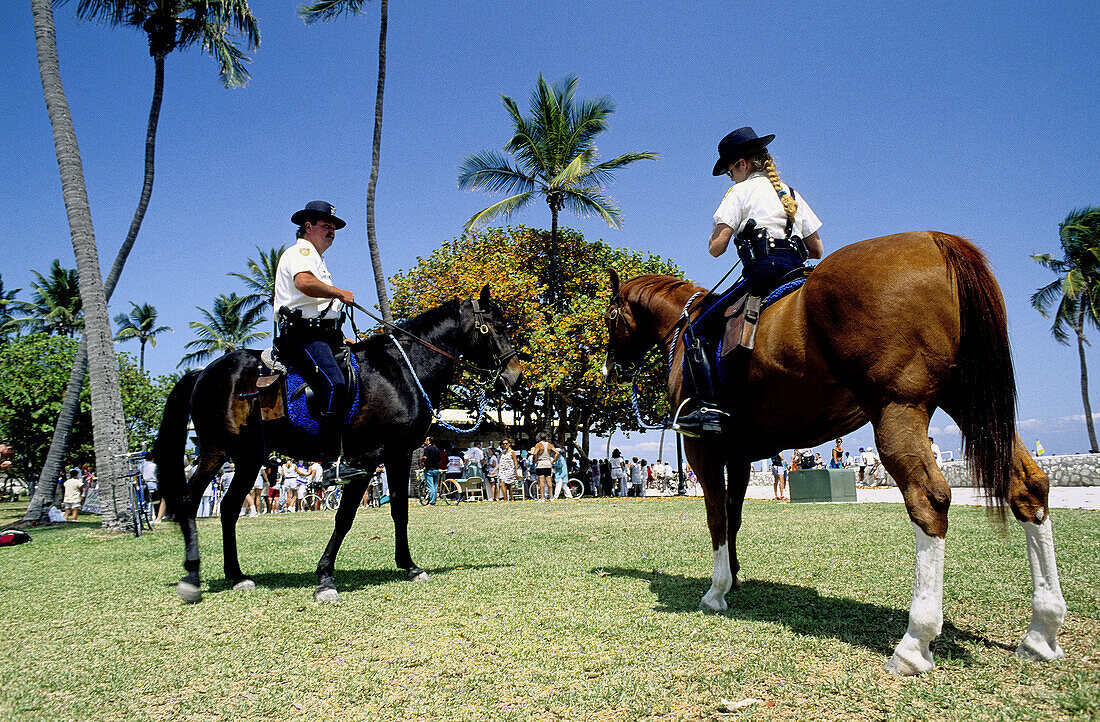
[274,200,367,476]
[673,128,824,437]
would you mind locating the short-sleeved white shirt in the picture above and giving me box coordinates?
[274,239,341,320]
[714,173,822,240]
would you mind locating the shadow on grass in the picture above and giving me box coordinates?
[195,563,509,595]
[599,567,1013,662]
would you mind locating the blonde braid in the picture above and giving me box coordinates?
[762,155,797,221]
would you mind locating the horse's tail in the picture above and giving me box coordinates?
[934,232,1016,512]
[153,370,200,518]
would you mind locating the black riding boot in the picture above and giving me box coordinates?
[318,413,369,482]
[672,330,729,438]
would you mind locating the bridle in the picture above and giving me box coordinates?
[604,290,704,380]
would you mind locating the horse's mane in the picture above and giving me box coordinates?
[350,299,461,352]
[621,274,701,309]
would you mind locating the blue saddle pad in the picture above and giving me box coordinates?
[285,353,360,435]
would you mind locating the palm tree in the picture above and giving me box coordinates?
[458,74,658,308]
[113,302,171,372]
[228,244,285,314]
[299,0,394,323]
[0,275,22,344]
[179,293,269,368]
[25,0,259,526]
[29,0,132,530]
[18,260,84,337]
[1032,206,1100,453]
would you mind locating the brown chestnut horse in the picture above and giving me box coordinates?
[603,232,1065,675]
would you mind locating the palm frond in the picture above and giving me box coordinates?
[457,152,535,195]
[579,151,660,187]
[463,193,534,232]
[562,187,623,229]
[1030,278,1065,315]
[298,0,372,24]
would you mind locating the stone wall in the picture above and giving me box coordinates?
[748,453,1100,488]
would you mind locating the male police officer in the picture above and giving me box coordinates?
[274,201,367,477]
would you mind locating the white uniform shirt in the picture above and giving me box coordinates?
[714,173,822,240]
[274,239,342,320]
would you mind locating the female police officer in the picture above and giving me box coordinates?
[674,128,823,437]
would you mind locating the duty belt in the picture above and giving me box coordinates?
[277,307,341,335]
[734,218,809,266]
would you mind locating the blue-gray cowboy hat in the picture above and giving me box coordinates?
[291,200,346,229]
[712,127,775,176]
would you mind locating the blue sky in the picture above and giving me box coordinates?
[2,1,1098,460]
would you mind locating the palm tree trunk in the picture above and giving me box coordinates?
[21,51,164,525]
[549,205,559,309]
[30,0,131,530]
[139,339,146,373]
[1076,305,1098,452]
[365,0,393,323]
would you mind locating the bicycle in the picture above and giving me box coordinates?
[120,452,154,537]
[323,484,343,511]
[302,484,325,511]
[525,476,585,500]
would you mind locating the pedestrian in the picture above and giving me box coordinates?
[530,434,558,501]
[263,458,280,513]
[493,440,520,502]
[62,468,83,522]
[609,449,626,497]
[830,438,844,469]
[306,461,324,510]
[551,446,573,500]
[929,437,943,467]
[281,458,299,512]
[770,453,787,500]
[628,457,642,497]
[420,437,442,505]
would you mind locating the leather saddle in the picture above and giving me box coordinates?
[720,266,812,362]
[254,345,356,424]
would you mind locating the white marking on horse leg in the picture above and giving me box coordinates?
[1016,517,1066,662]
[699,543,732,612]
[886,523,944,675]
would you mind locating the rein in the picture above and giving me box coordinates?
[628,291,703,430]
[389,335,494,434]
[346,300,513,377]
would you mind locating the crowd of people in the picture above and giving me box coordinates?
[34,435,702,525]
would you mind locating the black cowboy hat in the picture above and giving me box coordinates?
[291,200,346,229]
[711,127,775,176]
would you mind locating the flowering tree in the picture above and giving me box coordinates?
[389,226,680,455]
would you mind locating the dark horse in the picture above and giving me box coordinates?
[155,287,523,604]
[603,232,1066,674]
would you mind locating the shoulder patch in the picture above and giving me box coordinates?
[299,247,311,256]
[722,185,736,201]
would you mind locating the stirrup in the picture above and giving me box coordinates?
[672,398,729,438]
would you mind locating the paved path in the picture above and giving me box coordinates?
[739,484,1100,510]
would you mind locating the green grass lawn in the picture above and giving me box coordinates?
[0,497,1097,721]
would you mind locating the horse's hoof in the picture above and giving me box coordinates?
[231,579,256,592]
[1016,634,1065,662]
[407,568,430,582]
[177,581,202,604]
[314,586,342,603]
[697,595,727,613]
[884,651,934,676]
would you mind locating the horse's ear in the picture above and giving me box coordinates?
[479,284,491,303]
[609,270,620,296]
